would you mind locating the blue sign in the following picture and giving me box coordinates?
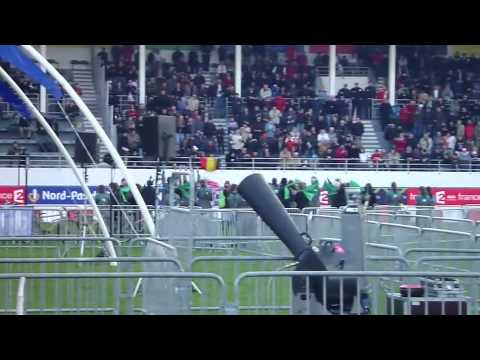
[26,186,97,205]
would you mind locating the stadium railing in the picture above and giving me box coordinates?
[2,154,480,172]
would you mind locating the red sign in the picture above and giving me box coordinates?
[0,186,26,205]
[404,188,480,206]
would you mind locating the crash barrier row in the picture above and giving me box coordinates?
[4,272,226,315]
[5,270,480,315]
[156,208,341,242]
[0,205,156,238]
[0,237,121,258]
[3,204,480,239]
[365,221,479,254]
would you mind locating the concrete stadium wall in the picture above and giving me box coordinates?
[2,168,480,188]
[44,46,92,68]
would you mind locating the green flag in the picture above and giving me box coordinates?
[178,182,190,199]
[322,179,337,203]
[304,181,320,202]
[218,191,226,208]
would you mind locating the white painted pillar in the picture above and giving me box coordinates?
[40,45,47,113]
[139,45,146,106]
[389,45,396,106]
[235,45,242,96]
[329,45,336,96]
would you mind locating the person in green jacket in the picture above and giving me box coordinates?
[118,178,131,205]
[278,178,291,207]
[415,186,431,206]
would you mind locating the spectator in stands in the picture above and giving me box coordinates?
[350,117,364,140]
[200,45,214,72]
[111,45,121,65]
[8,143,27,166]
[36,114,58,152]
[97,48,108,67]
[17,115,32,139]
[259,84,272,100]
[385,149,401,169]
[350,83,364,117]
[337,84,351,99]
[370,149,384,167]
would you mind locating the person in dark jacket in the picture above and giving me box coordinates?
[379,101,393,130]
[361,183,376,208]
[333,183,347,208]
[426,187,435,206]
[141,179,156,206]
[294,183,310,210]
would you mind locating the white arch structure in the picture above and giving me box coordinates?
[20,45,156,236]
[0,65,118,259]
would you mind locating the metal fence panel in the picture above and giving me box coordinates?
[233,271,480,315]
[0,272,226,315]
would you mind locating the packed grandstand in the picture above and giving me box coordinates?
[2,45,480,171]
[2,45,480,316]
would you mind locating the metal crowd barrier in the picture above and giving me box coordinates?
[2,272,226,315]
[0,257,183,315]
[232,271,480,315]
[416,256,480,273]
[0,237,120,258]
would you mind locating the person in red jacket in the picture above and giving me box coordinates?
[274,95,286,113]
[335,145,348,165]
[464,120,476,141]
[393,133,407,154]
[370,149,384,166]
[399,105,413,131]
[376,87,386,101]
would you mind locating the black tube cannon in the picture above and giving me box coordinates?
[238,173,357,314]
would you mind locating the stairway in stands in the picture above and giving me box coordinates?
[199,71,230,159]
[71,65,107,160]
[360,119,382,154]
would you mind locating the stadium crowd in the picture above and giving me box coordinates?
[100,45,376,161]
[376,49,480,170]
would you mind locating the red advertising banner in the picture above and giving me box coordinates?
[309,45,359,54]
[0,186,26,205]
[404,188,480,206]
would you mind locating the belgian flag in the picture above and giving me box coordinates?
[199,157,218,172]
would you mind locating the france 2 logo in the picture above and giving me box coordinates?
[13,189,25,204]
[319,190,329,205]
[435,191,446,205]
